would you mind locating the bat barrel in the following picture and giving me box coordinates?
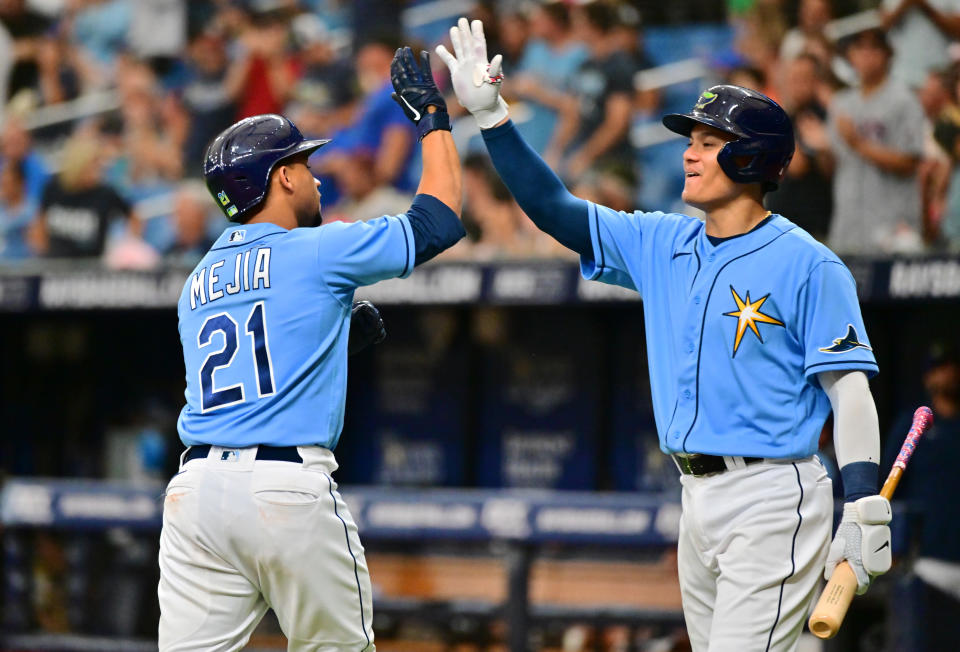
[809,562,858,639]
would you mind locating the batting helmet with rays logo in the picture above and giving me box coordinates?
[203,114,330,223]
[662,85,795,193]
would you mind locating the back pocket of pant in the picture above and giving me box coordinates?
[253,488,321,506]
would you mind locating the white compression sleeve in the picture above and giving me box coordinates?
[818,370,880,467]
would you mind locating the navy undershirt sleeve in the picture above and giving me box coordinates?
[481,120,592,256]
[406,193,466,266]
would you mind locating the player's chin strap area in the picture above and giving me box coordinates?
[672,453,764,477]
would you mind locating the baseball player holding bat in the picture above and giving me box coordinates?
[437,18,892,650]
[158,47,463,651]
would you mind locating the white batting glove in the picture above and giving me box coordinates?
[824,495,892,595]
[435,17,509,129]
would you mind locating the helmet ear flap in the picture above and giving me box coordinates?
[716,139,789,191]
[716,141,747,183]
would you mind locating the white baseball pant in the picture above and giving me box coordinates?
[158,445,375,651]
[677,456,833,651]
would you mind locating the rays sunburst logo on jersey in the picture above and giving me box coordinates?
[723,286,784,357]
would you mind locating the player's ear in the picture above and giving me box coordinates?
[274,164,296,193]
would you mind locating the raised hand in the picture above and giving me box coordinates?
[435,17,509,129]
[390,46,451,141]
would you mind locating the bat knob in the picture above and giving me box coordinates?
[913,406,933,430]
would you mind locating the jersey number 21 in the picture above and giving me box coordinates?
[197,301,275,412]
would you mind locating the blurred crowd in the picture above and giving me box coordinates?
[2,0,960,267]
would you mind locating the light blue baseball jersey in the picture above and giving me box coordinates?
[581,206,878,459]
[176,216,415,449]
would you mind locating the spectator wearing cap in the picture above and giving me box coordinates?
[825,27,925,254]
[0,158,37,260]
[884,345,960,651]
[883,0,960,90]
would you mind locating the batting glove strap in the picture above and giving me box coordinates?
[415,109,451,141]
[824,496,892,595]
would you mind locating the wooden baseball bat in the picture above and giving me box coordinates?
[808,406,933,639]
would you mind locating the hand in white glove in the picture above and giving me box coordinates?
[435,17,509,129]
[824,494,892,595]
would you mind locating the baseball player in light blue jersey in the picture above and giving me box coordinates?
[158,47,463,651]
[437,18,893,650]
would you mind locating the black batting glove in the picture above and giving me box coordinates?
[348,300,386,356]
[390,46,451,141]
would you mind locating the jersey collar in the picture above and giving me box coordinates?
[697,213,794,258]
[211,223,289,250]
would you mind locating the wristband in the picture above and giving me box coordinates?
[416,110,451,141]
[840,461,879,502]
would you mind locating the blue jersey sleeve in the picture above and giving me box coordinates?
[317,214,416,298]
[580,202,658,293]
[799,260,879,382]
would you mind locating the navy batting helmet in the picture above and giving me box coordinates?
[662,85,794,192]
[203,114,330,222]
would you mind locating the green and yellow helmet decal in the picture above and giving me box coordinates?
[694,90,718,111]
